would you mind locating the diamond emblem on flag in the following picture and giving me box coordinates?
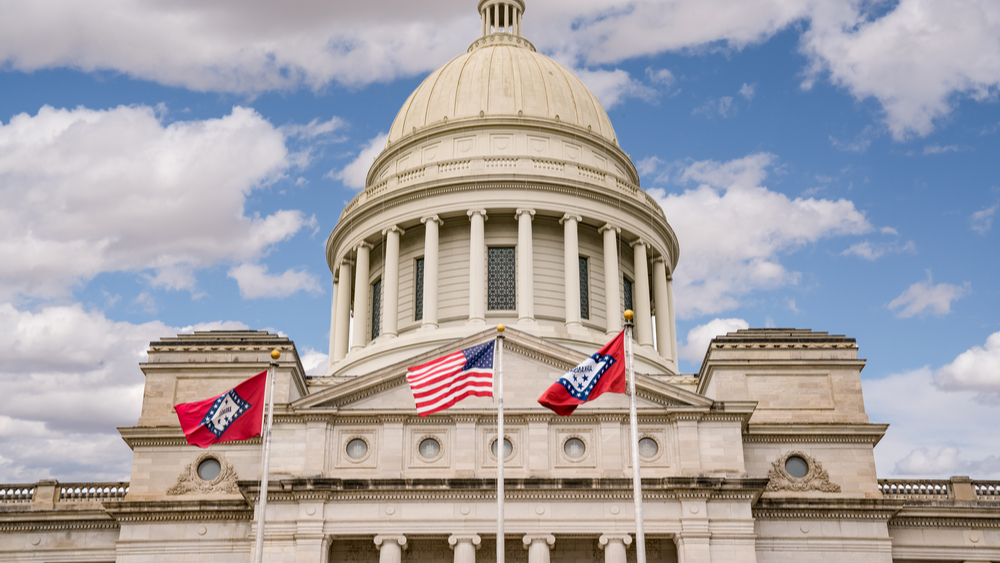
[559,353,616,400]
[202,389,252,438]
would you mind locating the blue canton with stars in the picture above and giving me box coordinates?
[461,341,495,371]
[556,353,616,401]
[201,389,252,438]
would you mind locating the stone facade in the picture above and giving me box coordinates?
[3,3,1000,562]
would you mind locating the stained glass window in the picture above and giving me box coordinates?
[579,256,590,320]
[414,257,424,321]
[488,247,516,311]
[371,279,382,340]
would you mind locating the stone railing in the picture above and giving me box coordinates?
[0,484,35,503]
[878,479,953,499]
[59,483,129,502]
[342,155,666,221]
[879,477,1000,502]
[0,480,129,509]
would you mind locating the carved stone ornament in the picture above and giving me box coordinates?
[766,451,841,493]
[167,453,239,495]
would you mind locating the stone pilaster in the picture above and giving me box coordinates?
[382,225,404,338]
[630,239,653,348]
[468,209,488,326]
[561,214,583,328]
[651,257,673,364]
[421,215,443,329]
[516,208,536,325]
[351,242,372,352]
[333,258,353,362]
[449,533,481,563]
[600,223,621,334]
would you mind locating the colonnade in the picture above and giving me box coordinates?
[371,533,634,563]
[328,209,677,367]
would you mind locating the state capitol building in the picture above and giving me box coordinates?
[3,2,999,562]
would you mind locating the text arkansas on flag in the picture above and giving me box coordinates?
[537,331,627,416]
[174,370,268,448]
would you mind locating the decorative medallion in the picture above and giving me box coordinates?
[167,453,239,495]
[766,450,841,493]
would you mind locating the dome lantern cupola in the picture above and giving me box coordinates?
[479,0,525,37]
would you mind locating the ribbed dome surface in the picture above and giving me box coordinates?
[387,39,617,144]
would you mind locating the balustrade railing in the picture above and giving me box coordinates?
[0,485,35,503]
[59,483,129,502]
[878,479,952,499]
[974,481,1000,501]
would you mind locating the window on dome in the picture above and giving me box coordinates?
[414,257,424,321]
[579,256,590,320]
[488,247,515,311]
[623,276,634,313]
[371,279,382,340]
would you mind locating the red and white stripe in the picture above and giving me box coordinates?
[406,350,493,416]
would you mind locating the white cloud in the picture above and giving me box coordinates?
[0,105,307,299]
[636,156,664,177]
[865,367,1000,477]
[971,204,997,234]
[800,0,1000,140]
[923,144,960,155]
[228,263,322,299]
[841,239,916,260]
[693,96,735,118]
[574,67,656,109]
[739,82,756,100]
[679,318,749,363]
[933,331,1000,403]
[888,273,969,318]
[0,302,248,481]
[646,67,676,87]
[880,226,898,235]
[299,347,330,376]
[649,153,871,317]
[331,133,388,190]
[279,116,346,140]
[0,1,995,138]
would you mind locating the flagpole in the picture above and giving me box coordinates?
[495,324,505,563]
[253,349,280,563]
[623,310,647,563]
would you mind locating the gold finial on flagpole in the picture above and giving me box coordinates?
[270,349,281,360]
[497,323,505,333]
[623,309,634,322]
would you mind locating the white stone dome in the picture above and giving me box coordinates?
[387,35,617,145]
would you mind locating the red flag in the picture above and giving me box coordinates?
[537,332,627,416]
[174,370,267,448]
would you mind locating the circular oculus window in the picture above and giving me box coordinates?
[418,438,441,459]
[785,455,809,479]
[637,437,658,458]
[563,437,586,459]
[346,438,368,459]
[197,458,221,481]
[491,438,513,459]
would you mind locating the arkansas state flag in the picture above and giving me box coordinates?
[174,370,267,448]
[538,331,627,416]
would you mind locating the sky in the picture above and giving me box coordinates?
[0,0,998,483]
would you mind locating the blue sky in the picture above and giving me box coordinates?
[1,0,998,482]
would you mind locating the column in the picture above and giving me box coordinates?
[468,209,487,325]
[374,535,407,563]
[351,242,372,352]
[652,257,673,362]
[630,240,653,347]
[601,224,621,334]
[667,271,678,366]
[421,215,442,329]
[522,534,555,563]
[382,226,404,338]
[449,534,481,563]
[327,278,338,372]
[516,208,535,325]
[561,214,582,328]
[599,534,632,563]
[333,259,353,362]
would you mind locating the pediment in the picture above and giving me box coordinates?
[292,328,712,413]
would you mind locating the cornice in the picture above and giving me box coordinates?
[744,423,889,445]
[0,515,119,533]
[752,498,902,521]
[102,499,252,523]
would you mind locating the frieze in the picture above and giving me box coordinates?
[753,508,897,520]
[889,517,1000,528]
[0,519,119,533]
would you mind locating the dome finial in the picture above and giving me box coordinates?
[479,0,525,38]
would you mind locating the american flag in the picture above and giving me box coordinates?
[406,340,495,417]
